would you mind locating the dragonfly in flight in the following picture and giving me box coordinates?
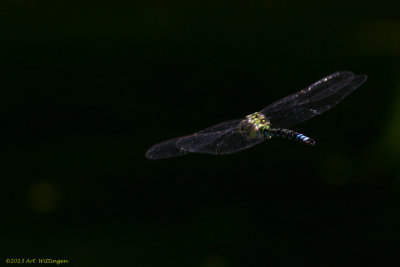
[145,71,367,160]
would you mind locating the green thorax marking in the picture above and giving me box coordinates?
[239,112,270,139]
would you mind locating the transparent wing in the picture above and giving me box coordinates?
[145,119,242,159]
[195,119,243,134]
[175,126,264,155]
[260,71,367,128]
[145,136,190,160]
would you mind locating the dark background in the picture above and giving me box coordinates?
[1,1,400,266]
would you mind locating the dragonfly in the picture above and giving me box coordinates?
[145,71,367,160]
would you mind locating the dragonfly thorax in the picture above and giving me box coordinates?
[238,112,271,140]
[244,112,270,130]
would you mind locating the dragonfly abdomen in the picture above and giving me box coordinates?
[263,128,315,146]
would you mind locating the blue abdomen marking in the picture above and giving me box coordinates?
[264,128,315,146]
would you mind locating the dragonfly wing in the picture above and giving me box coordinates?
[176,127,264,155]
[195,119,243,134]
[145,119,242,159]
[145,137,190,159]
[260,72,367,128]
[261,72,354,115]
